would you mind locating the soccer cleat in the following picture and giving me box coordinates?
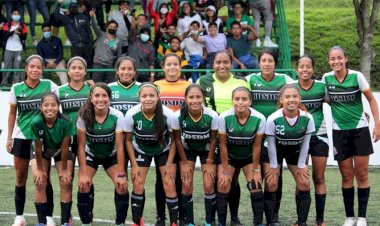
[62,223,71,226]
[12,216,26,226]
[256,39,261,48]
[46,216,56,226]
[35,224,45,226]
[230,219,243,226]
[293,221,307,226]
[155,218,165,226]
[171,223,178,226]
[315,220,326,226]
[187,224,195,226]
[356,217,367,226]
[263,37,278,48]
[272,213,281,226]
[342,217,356,226]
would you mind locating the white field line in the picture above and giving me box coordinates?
[0,211,154,225]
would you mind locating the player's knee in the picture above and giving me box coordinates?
[313,174,325,186]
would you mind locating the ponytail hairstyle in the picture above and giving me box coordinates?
[276,84,307,112]
[328,45,348,68]
[138,83,166,147]
[25,54,44,79]
[77,83,112,132]
[232,86,252,101]
[39,92,67,120]
[180,84,204,122]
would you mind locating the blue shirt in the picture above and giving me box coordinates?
[36,36,64,65]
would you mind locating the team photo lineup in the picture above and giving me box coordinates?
[1,0,380,226]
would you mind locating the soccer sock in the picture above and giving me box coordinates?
[251,191,264,225]
[358,187,370,218]
[35,202,48,224]
[46,182,54,216]
[264,191,276,224]
[204,193,216,224]
[155,168,166,221]
[77,191,93,224]
[342,187,355,217]
[166,196,179,225]
[217,191,229,225]
[176,170,184,221]
[315,193,326,222]
[182,194,194,224]
[275,169,283,215]
[60,201,72,225]
[15,186,26,215]
[114,190,129,225]
[141,189,146,216]
[131,192,144,224]
[296,190,311,223]
[229,180,240,221]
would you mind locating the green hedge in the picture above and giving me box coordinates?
[285,0,380,89]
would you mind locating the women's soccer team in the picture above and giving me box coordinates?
[6,47,380,226]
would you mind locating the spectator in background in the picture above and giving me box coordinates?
[156,23,177,56]
[90,10,122,83]
[108,0,133,55]
[201,5,223,35]
[79,0,106,31]
[5,1,24,22]
[55,1,94,71]
[148,0,178,36]
[128,27,156,82]
[194,22,227,69]
[181,21,206,64]
[192,0,219,16]
[227,21,258,70]
[226,1,253,35]
[49,0,76,46]
[250,0,278,47]
[1,9,27,86]
[37,23,68,85]
[27,0,50,46]
[130,13,149,38]
[177,1,202,40]
[0,12,7,54]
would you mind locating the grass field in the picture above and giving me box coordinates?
[0,166,379,225]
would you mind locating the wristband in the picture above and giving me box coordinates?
[117,172,126,178]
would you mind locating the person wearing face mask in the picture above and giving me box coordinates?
[128,27,156,83]
[36,23,68,85]
[89,9,122,84]
[108,0,133,55]
[148,0,178,38]
[55,0,94,72]
[1,9,27,86]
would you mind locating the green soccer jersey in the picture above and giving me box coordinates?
[57,83,91,124]
[77,107,125,159]
[294,80,328,136]
[125,104,175,156]
[322,69,370,130]
[172,106,218,152]
[246,72,293,118]
[9,79,58,139]
[218,107,266,159]
[109,81,141,115]
[265,109,315,149]
[197,72,248,114]
[31,114,74,157]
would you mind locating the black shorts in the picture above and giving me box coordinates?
[260,144,269,164]
[10,138,33,159]
[86,153,118,171]
[135,150,169,167]
[309,135,329,157]
[227,155,253,169]
[70,135,78,156]
[30,149,75,162]
[185,149,211,165]
[277,149,300,166]
[333,127,374,162]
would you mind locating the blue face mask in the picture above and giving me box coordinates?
[43,31,51,39]
[12,15,21,22]
[140,33,149,42]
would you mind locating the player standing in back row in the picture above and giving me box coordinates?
[322,46,380,226]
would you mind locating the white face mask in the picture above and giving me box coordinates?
[140,33,149,42]
[160,7,168,14]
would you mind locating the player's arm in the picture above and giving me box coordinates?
[363,90,380,142]
[207,130,218,163]
[115,131,125,173]
[6,104,16,152]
